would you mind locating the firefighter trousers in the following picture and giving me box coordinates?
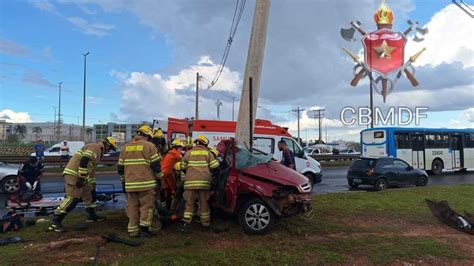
[55,175,96,215]
[183,189,210,226]
[126,189,156,234]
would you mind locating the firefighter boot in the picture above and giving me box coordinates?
[85,208,106,222]
[139,226,156,238]
[49,213,67,232]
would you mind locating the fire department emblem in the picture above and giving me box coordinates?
[340,0,428,102]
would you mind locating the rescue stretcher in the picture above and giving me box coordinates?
[5,183,124,216]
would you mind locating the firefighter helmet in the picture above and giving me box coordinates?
[208,145,219,157]
[104,136,117,151]
[153,128,164,138]
[137,125,153,138]
[185,136,193,148]
[194,135,209,146]
[171,138,184,148]
[174,162,182,171]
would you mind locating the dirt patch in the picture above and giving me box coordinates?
[34,236,102,252]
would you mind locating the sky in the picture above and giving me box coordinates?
[0,0,473,142]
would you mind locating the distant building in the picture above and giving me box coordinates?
[92,121,166,143]
[1,121,91,143]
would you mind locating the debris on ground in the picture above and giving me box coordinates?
[426,199,474,235]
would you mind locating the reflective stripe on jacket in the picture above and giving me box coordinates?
[119,136,161,192]
[62,143,104,181]
[182,145,219,190]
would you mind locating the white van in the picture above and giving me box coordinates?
[166,118,323,184]
[31,141,85,157]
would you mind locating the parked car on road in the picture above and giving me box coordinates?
[30,141,85,157]
[347,157,429,191]
[0,162,20,194]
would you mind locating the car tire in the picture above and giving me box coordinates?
[238,198,276,235]
[374,178,388,191]
[1,175,19,194]
[304,172,321,186]
[431,159,443,176]
[416,176,428,187]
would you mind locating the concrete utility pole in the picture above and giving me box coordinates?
[82,52,90,141]
[235,0,271,147]
[312,108,325,143]
[215,99,222,120]
[53,106,57,141]
[232,96,236,121]
[292,107,305,145]
[57,82,62,140]
[195,72,201,120]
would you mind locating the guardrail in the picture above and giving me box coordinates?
[0,155,118,166]
[309,154,360,162]
[1,154,360,165]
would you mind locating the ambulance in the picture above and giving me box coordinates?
[156,118,322,184]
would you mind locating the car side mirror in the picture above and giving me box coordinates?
[406,166,413,171]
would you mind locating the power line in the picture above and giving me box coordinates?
[206,0,246,90]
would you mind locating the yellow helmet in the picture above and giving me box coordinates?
[185,136,193,148]
[208,145,219,157]
[153,128,164,138]
[137,125,153,138]
[174,162,182,171]
[194,135,209,146]
[104,136,117,150]
[171,138,184,148]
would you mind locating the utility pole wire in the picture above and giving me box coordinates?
[206,0,246,90]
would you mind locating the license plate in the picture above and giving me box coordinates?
[353,178,362,183]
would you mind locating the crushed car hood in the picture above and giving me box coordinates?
[240,161,309,187]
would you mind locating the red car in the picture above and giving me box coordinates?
[212,139,312,235]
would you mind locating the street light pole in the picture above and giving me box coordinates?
[82,52,90,141]
[58,81,62,141]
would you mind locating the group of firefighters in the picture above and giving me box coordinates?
[48,125,220,237]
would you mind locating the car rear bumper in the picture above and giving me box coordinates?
[347,176,378,186]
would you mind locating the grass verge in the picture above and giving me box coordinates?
[1,184,473,265]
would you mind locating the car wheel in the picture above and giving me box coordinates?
[416,176,428,186]
[238,198,275,235]
[374,178,388,191]
[431,160,443,176]
[1,175,19,194]
[304,173,316,187]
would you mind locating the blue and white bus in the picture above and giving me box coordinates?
[360,127,474,175]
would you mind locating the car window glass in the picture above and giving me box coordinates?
[376,158,393,169]
[49,147,60,152]
[253,137,274,154]
[393,160,409,169]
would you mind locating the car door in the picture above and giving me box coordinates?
[393,159,413,185]
[375,158,397,184]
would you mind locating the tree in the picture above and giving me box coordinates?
[14,124,27,144]
[32,126,42,139]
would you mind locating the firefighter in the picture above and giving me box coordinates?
[152,128,168,156]
[49,137,117,232]
[117,125,162,237]
[161,139,184,212]
[180,135,220,233]
[184,136,193,152]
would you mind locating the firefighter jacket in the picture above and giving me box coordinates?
[181,144,220,190]
[161,148,182,176]
[62,143,104,183]
[118,136,162,192]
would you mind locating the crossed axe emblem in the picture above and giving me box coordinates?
[341,19,428,102]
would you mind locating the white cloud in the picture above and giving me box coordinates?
[465,108,474,122]
[406,4,474,68]
[87,96,103,104]
[0,109,32,123]
[30,1,114,37]
[0,38,31,57]
[66,17,114,37]
[118,56,241,121]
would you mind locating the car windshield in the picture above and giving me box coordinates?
[227,143,273,170]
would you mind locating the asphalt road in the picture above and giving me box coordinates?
[2,167,474,215]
